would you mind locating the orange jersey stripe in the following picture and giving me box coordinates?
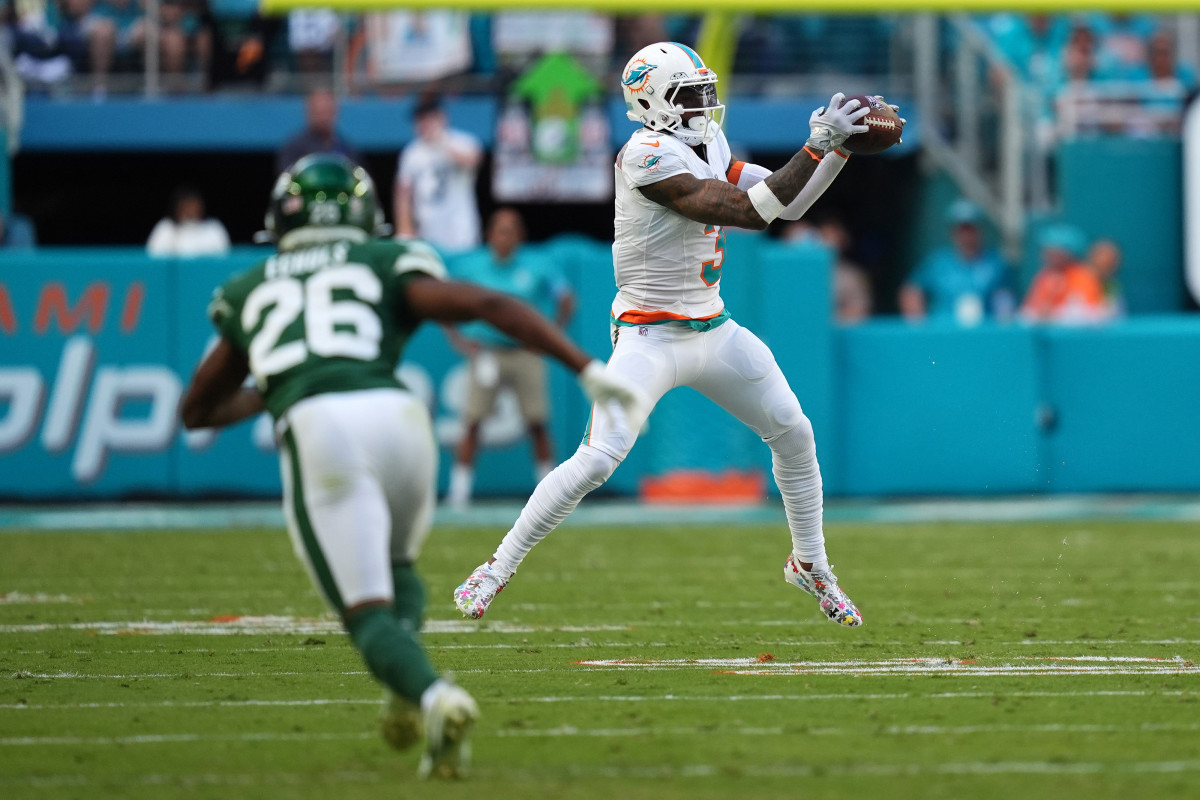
[726,160,746,185]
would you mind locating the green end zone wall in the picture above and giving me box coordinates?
[1,239,1198,500]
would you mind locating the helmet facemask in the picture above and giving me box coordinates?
[662,79,724,146]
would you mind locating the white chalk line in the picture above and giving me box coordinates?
[491,721,1200,738]
[2,689,1186,712]
[6,760,1200,788]
[5,688,1188,712]
[2,615,1125,636]
[0,592,82,605]
[0,617,632,636]
[6,721,1200,748]
[10,639,1200,658]
[574,656,1200,677]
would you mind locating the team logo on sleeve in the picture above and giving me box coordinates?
[621,59,657,93]
[638,154,662,171]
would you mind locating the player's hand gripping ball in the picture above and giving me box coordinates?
[840,95,905,154]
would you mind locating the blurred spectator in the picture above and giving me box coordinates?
[1088,238,1125,318]
[276,88,361,174]
[394,94,482,254]
[783,218,872,324]
[1089,12,1158,79]
[445,207,575,507]
[9,0,76,85]
[900,200,1013,325]
[988,13,1070,86]
[206,0,280,90]
[157,0,210,81]
[146,186,230,257]
[85,0,145,94]
[287,8,338,76]
[347,10,471,87]
[1126,31,1199,135]
[0,209,37,249]
[1021,223,1109,323]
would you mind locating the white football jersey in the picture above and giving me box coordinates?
[611,126,733,324]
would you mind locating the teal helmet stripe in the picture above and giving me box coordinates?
[669,42,705,69]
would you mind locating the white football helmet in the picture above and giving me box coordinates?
[620,42,724,146]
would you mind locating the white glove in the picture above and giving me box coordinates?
[578,360,646,424]
[806,92,870,153]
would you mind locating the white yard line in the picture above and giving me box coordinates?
[2,689,1185,712]
[2,615,1124,635]
[5,760,1200,789]
[5,721,1199,748]
[574,656,1200,677]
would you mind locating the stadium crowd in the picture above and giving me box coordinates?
[2,9,1192,325]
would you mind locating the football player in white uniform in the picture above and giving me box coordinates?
[455,42,889,628]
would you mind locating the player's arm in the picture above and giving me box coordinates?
[180,339,264,430]
[641,93,869,229]
[728,153,851,222]
[394,180,416,238]
[405,276,591,372]
[403,275,645,412]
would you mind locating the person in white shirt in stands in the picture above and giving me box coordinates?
[394,95,483,254]
[147,186,230,258]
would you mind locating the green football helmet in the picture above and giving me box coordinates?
[264,154,386,249]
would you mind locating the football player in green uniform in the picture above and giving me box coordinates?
[181,154,642,778]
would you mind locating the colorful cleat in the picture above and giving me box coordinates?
[783,553,863,627]
[453,561,508,620]
[417,680,479,779]
[380,690,422,751]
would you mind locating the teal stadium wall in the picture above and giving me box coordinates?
[2,240,1198,500]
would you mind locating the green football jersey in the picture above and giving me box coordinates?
[208,238,447,419]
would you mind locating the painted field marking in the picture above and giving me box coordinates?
[2,689,1187,712]
[6,760,1200,789]
[575,656,1200,677]
[0,592,82,605]
[0,617,630,636]
[2,614,1131,635]
[6,721,1200,749]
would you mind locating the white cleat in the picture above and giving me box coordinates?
[784,554,863,627]
[417,681,479,779]
[453,561,508,620]
[379,690,422,751]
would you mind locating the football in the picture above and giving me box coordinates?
[840,94,904,155]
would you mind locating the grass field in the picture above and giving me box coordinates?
[2,517,1199,799]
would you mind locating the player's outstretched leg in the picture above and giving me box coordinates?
[454,444,620,619]
[783,553,862,627]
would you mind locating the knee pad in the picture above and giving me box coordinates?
[759,377,807,437]
[765,416,815,459]
[570,445,620,488]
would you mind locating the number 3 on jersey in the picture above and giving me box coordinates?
[701,224,726,286]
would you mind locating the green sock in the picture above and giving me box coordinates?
[391,563,426,628]
[346,605,438,705]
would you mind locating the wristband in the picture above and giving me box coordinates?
[748,181,786,224]
[803,146,823,162]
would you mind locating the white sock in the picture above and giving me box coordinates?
[535,459,555,482]
[420,678,448,716]
[767,423,829,567]
[448,464,473,506]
